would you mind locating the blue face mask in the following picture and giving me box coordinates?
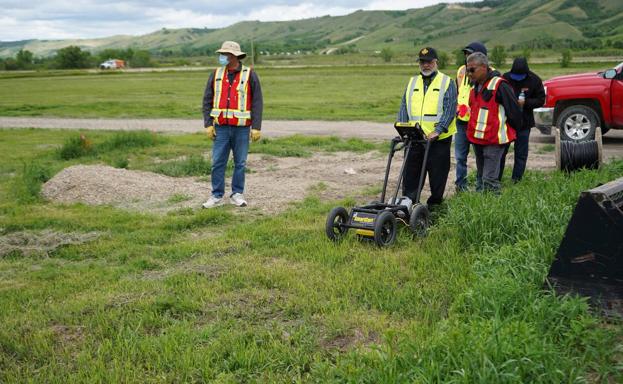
[218,54,229,66]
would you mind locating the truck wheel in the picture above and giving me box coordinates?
[557,105,599,142]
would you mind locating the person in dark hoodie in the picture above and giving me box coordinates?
[499,57,545,182]
[454,42,499,192]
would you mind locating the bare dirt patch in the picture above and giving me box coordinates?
[320,328,381,352]
[40,146,559,215]
[0,230,100,257]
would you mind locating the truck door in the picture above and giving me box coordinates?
[612,69,623,127]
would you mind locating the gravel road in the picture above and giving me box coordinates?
[1,117,621,158]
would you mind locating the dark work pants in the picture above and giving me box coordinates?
[474,143,506,192]
[402,136,452,206]
[499,128,531,182]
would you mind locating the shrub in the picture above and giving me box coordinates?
[561,49,572,68]
[437,51,449,70]
[380,48,394,63]
[490,45,507,67]
[58,134,93,160]
[98,131,160,152]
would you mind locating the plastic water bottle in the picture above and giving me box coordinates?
[518,90,526,109]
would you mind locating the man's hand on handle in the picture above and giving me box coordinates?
[426,131,440,141]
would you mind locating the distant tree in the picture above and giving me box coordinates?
[3,58,19,70]
[380,47,393,63]
[560,49,572,68]
[490,45,507,68]
[252,43,260,65]
[454,49,465,67]
[16,49,34,69]
[55,46,92,69]
[130,50,153,68]
[437,50,449,70]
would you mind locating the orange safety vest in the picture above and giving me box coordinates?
[467,77,516,145]
[209,65,252,127]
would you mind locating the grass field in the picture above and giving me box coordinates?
[0,128,622,382]
[0,62,619,122]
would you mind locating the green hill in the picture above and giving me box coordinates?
[1,0,622,58]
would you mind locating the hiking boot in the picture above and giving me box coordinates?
[230,193,247,207]
[202,196,223,208]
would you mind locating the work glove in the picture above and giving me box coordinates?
[205,125,216,140]
[251,129,261,142]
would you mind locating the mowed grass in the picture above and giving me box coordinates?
[0,128,622,382]
[0,62,618,122]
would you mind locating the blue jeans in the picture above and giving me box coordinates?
[454,120,470,190]
[211,125,250,198]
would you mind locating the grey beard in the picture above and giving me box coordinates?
[420,69,433,76]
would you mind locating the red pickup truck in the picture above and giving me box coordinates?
[534,61,623,141]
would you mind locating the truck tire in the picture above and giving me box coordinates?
[557,105,599,142]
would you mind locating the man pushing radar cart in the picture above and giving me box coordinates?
[325,122,432,247]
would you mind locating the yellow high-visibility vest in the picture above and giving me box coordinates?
[405,72,456,140]
[456,65,471,122]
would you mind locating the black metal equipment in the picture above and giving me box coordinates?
[325,122,432,247]
[546,177,623,316]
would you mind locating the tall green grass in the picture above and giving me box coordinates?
[151,154,212,177]
[0,128,621,382]
[58,131,162,160]
[9,162,52,203]
[251,135,381,157]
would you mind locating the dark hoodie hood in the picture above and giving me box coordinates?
[463,41,487,56]
[510,57,529,74]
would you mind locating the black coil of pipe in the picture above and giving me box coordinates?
[560,139,600,172]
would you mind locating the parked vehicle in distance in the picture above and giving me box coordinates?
[534,61,623,141]
[99,59,125,70]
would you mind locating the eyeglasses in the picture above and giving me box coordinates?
[467,67,477,73]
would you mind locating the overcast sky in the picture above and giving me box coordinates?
[0,0,476,42]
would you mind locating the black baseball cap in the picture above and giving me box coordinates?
[418,47,438,62]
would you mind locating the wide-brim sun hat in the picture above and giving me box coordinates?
[216,41,246,59]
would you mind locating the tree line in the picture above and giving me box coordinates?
[0,46,154,70]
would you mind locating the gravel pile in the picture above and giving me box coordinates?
[42,165,210,212]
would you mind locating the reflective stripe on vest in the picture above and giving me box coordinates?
[209,65,252,126]
[456,65,471,122]
[405,72,456,140]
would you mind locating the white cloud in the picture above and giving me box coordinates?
[0,0,478,41]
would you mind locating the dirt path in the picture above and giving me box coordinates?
[2,117,621,215]
[0,117,389,139]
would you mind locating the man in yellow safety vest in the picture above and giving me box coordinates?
[455,42,489,192]
[397,47,457,208]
